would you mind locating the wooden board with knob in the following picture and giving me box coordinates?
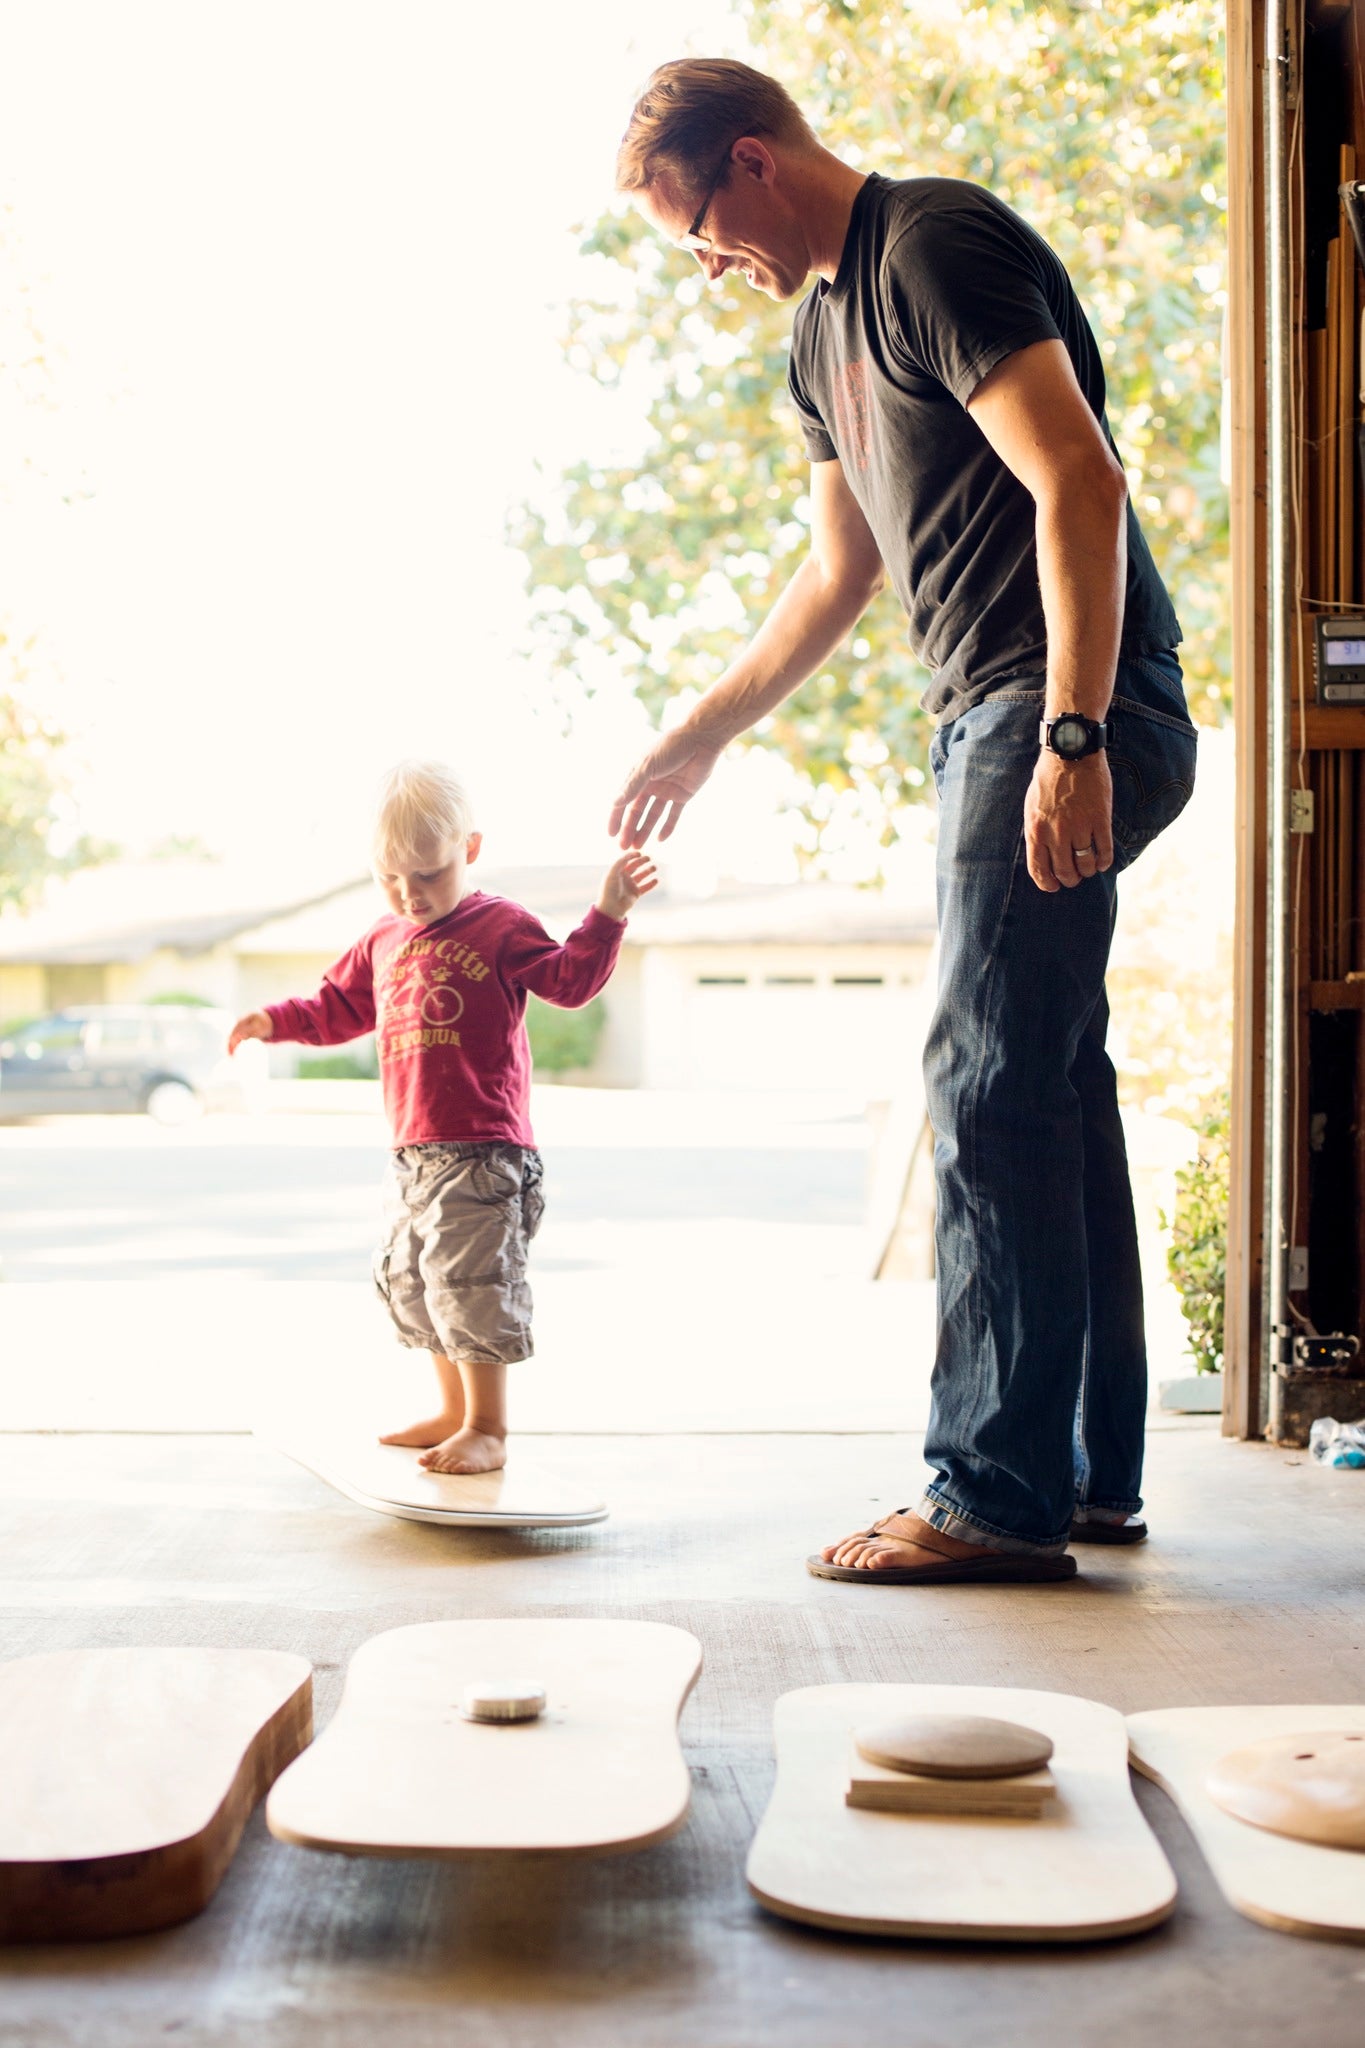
[1127,1704,1365,1940]
[267,1619,700,1858]
[261,1424,607,1528]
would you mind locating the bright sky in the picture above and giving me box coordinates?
[0,0,830,893]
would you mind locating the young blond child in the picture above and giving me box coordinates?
[229,759,655,1474]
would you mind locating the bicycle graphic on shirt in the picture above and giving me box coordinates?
[378,952,469,1056]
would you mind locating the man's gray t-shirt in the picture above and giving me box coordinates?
[787,174,1181,722]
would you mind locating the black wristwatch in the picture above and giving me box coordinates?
[1039,714,1108,760]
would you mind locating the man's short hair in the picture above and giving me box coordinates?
[615,58,817,199]
[374,760,475,865]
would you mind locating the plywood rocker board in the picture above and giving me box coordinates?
[260,1422,608,1528]
[267,1619,701,1858]
[747,1684,1177,1942]
[0,1648,312,1941]
[1127,1705,1365,1942]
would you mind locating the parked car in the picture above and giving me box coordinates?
[0,1005,254,1124]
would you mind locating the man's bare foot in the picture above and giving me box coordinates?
[417,1426,507,1475]
[820,1509,1010,1574]
[379,1411,465,1450]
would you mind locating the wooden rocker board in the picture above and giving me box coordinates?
[267,1619,700,1858]
[0,1648,312,1941]
[260,1422,607,1528]
[746,1684,1177,1942]
[1126,1705,1365,1941]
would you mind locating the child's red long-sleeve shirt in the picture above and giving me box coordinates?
[263,890,624,1147]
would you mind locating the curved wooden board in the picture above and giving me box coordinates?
[261,1428,607,1528]
[1127,1705,1365,1941]
[267,1619,700,1859]
[747,1684,1176,1943]
[0,1648,313,1942]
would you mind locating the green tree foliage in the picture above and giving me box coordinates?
[1,209,107,913]
[0,652,102,914]
[514,0,1227,850]
[1161,1091,1229,1374]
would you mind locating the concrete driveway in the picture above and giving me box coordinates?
[0,1085,1193,1435]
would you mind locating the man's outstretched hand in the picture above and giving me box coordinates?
[1024,751,1115,892]
[608,728,726,848]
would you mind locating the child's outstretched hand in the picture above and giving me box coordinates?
[597,850,659,921]
[228,1010,274,1055]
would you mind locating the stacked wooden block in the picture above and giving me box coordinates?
[844,1712,1056,1818]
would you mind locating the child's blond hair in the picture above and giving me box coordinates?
[374,760,476,866]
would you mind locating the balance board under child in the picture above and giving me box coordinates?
[261,1423,608,1527]
[267,1619,700,1858]
[746,1683,1177,1942]
[0,1648,312,1941]
[1126,1704,1365,1940]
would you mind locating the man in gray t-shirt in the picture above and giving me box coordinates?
[786,172,1180,722]
[608,59,1196,1584]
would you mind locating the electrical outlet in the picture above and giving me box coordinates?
[1290,789,1315,834]
[1289,1245,1310,1290]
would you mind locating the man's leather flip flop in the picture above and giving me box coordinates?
[806,1512,1078,1585]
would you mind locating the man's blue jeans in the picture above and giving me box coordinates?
[916,651,1199,1555]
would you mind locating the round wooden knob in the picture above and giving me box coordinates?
[1207,1729,1365,1848]
[460,1681,547,1724]
[854,1712,1054,1779]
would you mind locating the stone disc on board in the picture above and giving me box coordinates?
[855,1712,1055,1780]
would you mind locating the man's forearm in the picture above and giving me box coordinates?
[1035,477,1128,722]
[685,551,881,746]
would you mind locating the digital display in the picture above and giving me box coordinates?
[1325,637,1365,665]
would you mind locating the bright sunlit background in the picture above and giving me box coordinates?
[0,0,805,885]
[0,1,1234,1432]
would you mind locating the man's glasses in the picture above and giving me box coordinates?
[677,147,734,255]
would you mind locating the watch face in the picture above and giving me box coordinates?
[1051,717,1090,757]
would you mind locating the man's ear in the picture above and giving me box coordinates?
[731,135,777,186]
[465,831,483,866]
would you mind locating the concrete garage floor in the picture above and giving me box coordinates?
[3,1424,1365,2048]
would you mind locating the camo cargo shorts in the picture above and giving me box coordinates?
[372,1142,546,1367]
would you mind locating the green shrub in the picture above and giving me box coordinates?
[526,995,605,1076]
[297,1038,379,1080]
[292,1005,608,1081]
[147,991,216,1007]
[1161,1092,1230,1375]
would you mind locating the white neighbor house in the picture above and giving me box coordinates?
[0,861,937,1095]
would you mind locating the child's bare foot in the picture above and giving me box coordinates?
[417,1426,507,1475]
[379,1412,464,1450]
